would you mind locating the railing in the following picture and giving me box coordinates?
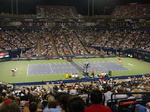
[11,74,147,86]
[109,92,150,112]
[0,14,36,18]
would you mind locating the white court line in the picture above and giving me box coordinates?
[128,63,134,66]
[95,63,108,71]
[49,64,53,72]
[26,64,29,76]
[25,64,30,82]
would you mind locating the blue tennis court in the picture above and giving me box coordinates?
[27,61,129,75]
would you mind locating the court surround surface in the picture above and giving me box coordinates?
[27,61,129,76]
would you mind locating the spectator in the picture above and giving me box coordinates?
[59,94,72,112]
[67,96,85,112]
[69,87,77,95]
[135,102,150,112]
[45,93,64,112]
[0,100,21,112]
[43,100,57,112]
[84,90,112,112]
[0,96,5,106]
[23,97,42,112]
[29,102,38,112]
[104,86,113,106]
[3,98,12,105]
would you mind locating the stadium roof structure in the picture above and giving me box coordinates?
[0,0,149,15]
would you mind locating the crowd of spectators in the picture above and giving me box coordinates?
[0,29,149,57]
[0,30,32,50]
[1,20,149,28]
[21,21,49,27]
[65,30,88,55]
[92,30,111,47]
[102,30,140,49]
[3,19,150,28]
[134,30,150,50]
[0,76,150,112]
[75,30,102,54]
[0,13,36,18]
[36,6,79,19]
[94,21,150,27]
[112,4,150,19]
[40,31,55,57]
[52,30,72,56]
[0,30,56,57]
[86,29,150,51]
[119,30,149,50]
[0,4,150,27]
[20,21,86,27]
[104,30,125,48]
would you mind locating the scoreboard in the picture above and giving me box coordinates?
[0,51,9,59]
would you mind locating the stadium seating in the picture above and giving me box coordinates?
[0,29,149,57]
[36,6,79,19]
[0,3,150,112]
[112,4,150,19]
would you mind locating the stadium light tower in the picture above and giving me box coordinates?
[11,0,14,14]
[88,0,90,16]
[92,0,94,16]
[88,0,94,16]
[16,0,18,15]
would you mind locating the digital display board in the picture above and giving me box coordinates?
[0,51,9,58]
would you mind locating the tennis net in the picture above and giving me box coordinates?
[71,60,83,72]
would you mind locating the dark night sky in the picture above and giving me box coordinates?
[0,0,149,15]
